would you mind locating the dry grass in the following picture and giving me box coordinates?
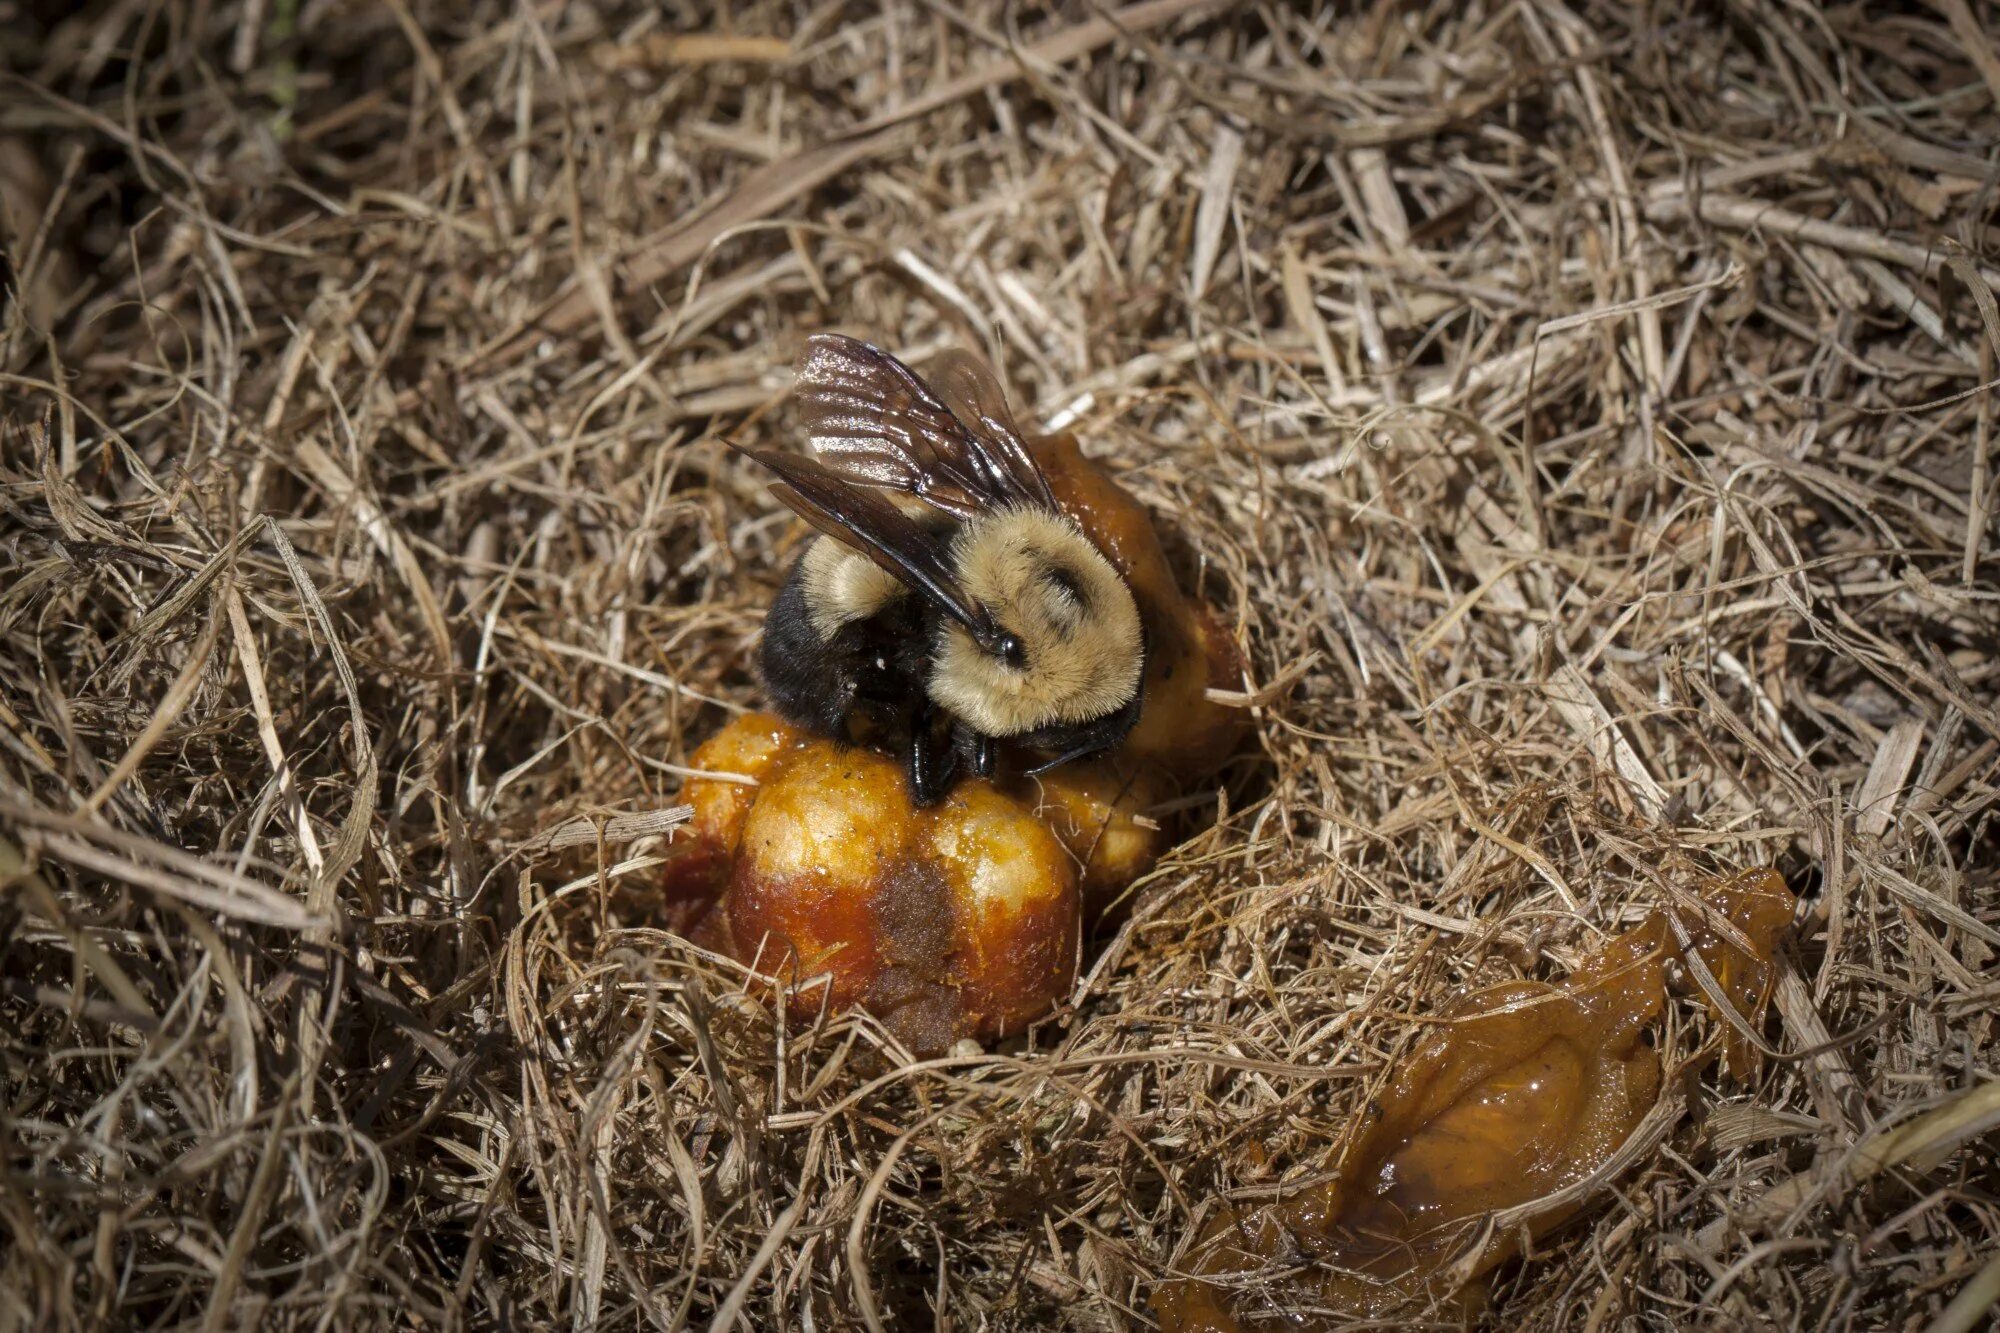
[4,1,2000,1328]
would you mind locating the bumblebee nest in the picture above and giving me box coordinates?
[4,2,1998,1328]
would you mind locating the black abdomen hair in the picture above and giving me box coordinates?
[759,550,928,741]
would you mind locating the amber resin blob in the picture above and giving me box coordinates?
[1155,869,1797,1330]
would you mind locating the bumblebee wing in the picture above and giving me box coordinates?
[793,334,1052,515]
[741,446,996,639]
[926,348,1057,509]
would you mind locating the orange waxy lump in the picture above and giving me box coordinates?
[664,714,1167,1053]
[1009,758,1164,916]
[729,738,1076,1053]
[1155,869,1796,1330]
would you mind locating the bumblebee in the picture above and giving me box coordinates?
[739,335,1144,805]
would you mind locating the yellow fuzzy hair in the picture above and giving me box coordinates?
[798,537,908,640]
[927,508,1143,736]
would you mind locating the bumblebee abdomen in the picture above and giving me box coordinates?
[761,540,932,740]
[760,566,855,735]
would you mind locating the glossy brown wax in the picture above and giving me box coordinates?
[1674,867,1793,1079]
[1155,869,1796,1330]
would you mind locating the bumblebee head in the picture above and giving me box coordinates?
[927,508,1144,738]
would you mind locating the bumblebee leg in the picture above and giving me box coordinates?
[963,729,997,779]
[1024,740,1102,775]
[1023,704,1140,775]
[908,708,959,807]
[1021,690,1145,775]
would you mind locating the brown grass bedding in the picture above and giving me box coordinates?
[4,1,1999,1327]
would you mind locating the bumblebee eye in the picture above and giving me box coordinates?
[995,632,1027,669]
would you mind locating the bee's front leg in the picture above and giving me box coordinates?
[956,727,998,780]
[907,705,959,807]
